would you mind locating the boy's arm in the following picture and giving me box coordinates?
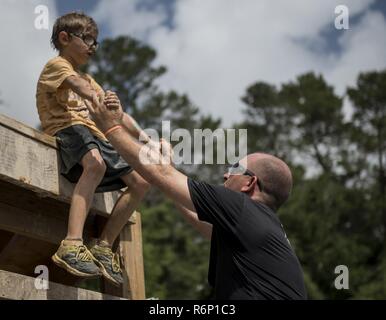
[60,75,100,103]
[60,78,148,142]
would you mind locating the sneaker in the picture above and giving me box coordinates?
[52,241,101,278]
[89,242,123,286]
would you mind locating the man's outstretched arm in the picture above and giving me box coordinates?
[116,131,193,210]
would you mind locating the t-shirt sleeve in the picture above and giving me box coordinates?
[39,59,78,92]
[187,178,244,232]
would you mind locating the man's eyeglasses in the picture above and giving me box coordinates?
[70,32,99,49]
[227,162,264,191]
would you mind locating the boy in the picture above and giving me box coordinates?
[36,12,150,286]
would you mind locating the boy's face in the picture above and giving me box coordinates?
[59,31,98,66]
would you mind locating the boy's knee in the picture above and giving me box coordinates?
[82,153,106,177]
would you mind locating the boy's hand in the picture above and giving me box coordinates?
[104,91,122,111]
[85,93,124,133]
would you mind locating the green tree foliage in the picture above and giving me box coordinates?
[347,71,386,240]
[345,71,386,299]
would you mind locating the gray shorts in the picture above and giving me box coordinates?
[55,125,133,193]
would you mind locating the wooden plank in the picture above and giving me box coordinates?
[0,234,93,289]
[0,269,125,300]
[102,278,123,298]
[0,202,97,245]
[0,235,56,275]
[120,212,146,300]
[0,113,57,149]
[0,230,13,253]
[0,124,59,194]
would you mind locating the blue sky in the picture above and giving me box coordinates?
[1,0,386,128]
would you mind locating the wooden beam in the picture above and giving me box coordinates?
[0,269,125,300]
[0,235,56,275]
[0,202,97,244]
[0,113,57,149]
[120,212,146,300]
[0,230,13,253]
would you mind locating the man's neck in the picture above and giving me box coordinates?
[249,193,275,211]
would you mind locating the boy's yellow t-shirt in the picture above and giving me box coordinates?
[36,56,107,141]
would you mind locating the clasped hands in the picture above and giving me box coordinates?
[86,91,173,163]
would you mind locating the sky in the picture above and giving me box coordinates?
[0,0,386,129]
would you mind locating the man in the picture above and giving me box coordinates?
[86,94,307,300]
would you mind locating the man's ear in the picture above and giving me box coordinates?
[241,176,258,193]
[58,31,70,47]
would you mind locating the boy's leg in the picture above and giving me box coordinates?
[90,171,150,285]
[100,171,150,245]
[52,149,106,277]
[66,149,106,240]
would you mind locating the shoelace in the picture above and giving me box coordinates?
[95,244,122,274]
[112,253,122,273]
[75,245,94,262]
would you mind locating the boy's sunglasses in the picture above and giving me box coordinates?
[227,162,264,191]
[70,32,99,49]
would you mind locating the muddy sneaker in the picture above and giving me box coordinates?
[52,241,101,277]
[89,242,123,286]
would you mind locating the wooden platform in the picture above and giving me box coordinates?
[0,270,125,300]
[0,114,145,300]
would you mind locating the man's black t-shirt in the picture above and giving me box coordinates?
[188,178,307,300]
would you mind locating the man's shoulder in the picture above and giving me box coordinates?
[188,178,245,203]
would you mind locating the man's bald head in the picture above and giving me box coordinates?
[240,153,293,210]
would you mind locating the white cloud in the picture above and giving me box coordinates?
[92,0,167,40]
[326,10,386,120]
[90,0,386,126]
[327,10,386,94]
[0,0,58,129]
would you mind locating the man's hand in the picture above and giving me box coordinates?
[160,138,174,166]
[85,91,124,133]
